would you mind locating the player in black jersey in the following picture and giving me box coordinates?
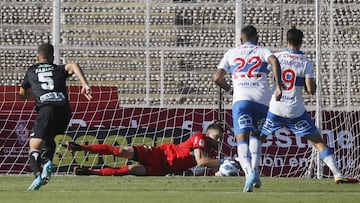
[19,43,92,190]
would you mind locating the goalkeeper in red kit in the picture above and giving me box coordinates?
[66,123,229,176]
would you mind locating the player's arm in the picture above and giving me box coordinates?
[267,55,282,101]
[305,77,316,95]
[65,63,92,100]
[19,73,32,100]
[304,61,316,95]
[213,69,231,92]
[19,87,34,100]
[19,87,29,100]
[193,148,220,169]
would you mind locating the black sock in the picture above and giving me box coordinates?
[29,151,42,177]
[43,140,55,162]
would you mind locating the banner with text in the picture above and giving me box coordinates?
[1,85,358,177]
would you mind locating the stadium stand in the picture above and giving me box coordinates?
[0,0,359,108]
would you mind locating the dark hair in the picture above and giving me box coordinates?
[241,25,258,41]
[37,43,54,60]
[286,26,304,47]
[206,122,224,133]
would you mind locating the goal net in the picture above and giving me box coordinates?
[0,0,359,178]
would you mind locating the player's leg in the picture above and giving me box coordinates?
[236,132,252,174]
[258,112,283,189]
[75,146,149,176]
[75,164,147,176]
[27,137,45,190]
[41,105,70,185]
[234,101,272,192]
[236,131,256,192]
[41,139,55,185]
[27,107,53,190]
[249,134,262,188]
[306,132,359,184]
[232,102,255,192]
[291,112,358,184]
[233,102,252,176]
[248,104,269,189]
[307,133,341,176]
[66,142,135,159]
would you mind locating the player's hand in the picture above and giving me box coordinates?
[19,87,32,100]
[81,85,93,100]
[227,86,233,95]
[274,86,282,101]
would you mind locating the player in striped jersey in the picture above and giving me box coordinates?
[261,26,358,184]
[214,25,283,192]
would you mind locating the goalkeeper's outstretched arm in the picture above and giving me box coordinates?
[193,148,220,168]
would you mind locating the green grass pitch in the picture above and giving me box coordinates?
[0,175,359,203]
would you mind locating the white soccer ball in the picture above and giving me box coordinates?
[219,160,240,177]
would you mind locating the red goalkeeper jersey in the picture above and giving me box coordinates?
[159,133,217,173]
[134,133,217,175]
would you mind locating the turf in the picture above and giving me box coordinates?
[0,175,359,203]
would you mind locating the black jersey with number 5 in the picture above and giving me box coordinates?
[21,63,71,109]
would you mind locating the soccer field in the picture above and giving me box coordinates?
[0,175,359,203]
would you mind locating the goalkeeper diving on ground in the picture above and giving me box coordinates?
[65,122,236,176]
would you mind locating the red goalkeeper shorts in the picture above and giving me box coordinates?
[134,145,170,176]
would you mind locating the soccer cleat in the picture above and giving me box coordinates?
[253,174,262,189]
[41,160,53,185]
[243,171,256,192]
[65,141,82,151]
[27,176,44,190]
[335,177,359,184]
[74,166,90,176]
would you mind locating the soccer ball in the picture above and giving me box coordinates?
[219,160,240,177]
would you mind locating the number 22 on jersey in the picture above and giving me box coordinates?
[232,56,262,79]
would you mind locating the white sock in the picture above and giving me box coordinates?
[237,141,252,177]
[249,136,261,175]
[322,154,342,178]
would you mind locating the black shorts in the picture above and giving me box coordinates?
[31,104,71,142]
